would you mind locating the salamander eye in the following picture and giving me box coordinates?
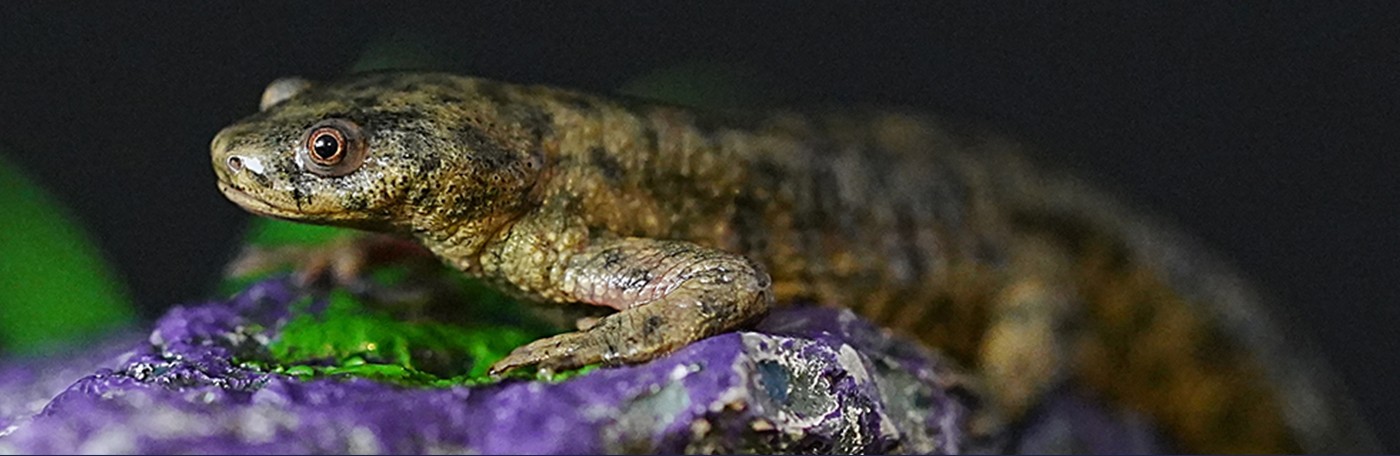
[300,119,367,177]
[309,128,343,163]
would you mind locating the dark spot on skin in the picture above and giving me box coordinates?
[398,135,440,173]
[356,109,407,128]
[622,268,653,289]
[694,295,735,319]
[660,243,694,260]
[513,105,554,141]
[599,248,623,268]
[641,315,664,337]
[344,193,369,211]
[245,168,272,187]
[409,186,433,207]
[446,183,496,221]
[454,125,516,172]
[590,147,624,183]
[433,94,467,105]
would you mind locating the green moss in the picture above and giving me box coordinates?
[221,219,582,385]
[261,291,523,385]
[255,289,592,386]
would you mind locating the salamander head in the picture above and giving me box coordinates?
[210,72,545,233]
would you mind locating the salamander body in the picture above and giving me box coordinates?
[211,72,1374,453]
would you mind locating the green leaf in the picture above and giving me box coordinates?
[243,219,352,247]
[0,151,135,354]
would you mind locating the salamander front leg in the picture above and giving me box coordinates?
[488,238,774,377]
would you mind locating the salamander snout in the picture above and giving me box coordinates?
[210,126,268,183]
[225,156,244,173]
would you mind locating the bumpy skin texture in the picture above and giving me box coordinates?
[212,72,1374,453]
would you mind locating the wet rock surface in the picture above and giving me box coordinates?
[0,278,986,454]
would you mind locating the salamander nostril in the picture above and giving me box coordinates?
[227,156,244,173]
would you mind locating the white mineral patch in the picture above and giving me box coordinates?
[836,343,871,385]
[668,363,695,381]
[147,407,210,439]
[240,156,266,175]
[345,425,382,455]
[237,408,278,444]
[77,428,137,455]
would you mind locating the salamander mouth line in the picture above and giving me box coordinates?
[217,181,332,220]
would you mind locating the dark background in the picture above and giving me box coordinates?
[2,2,1395,448]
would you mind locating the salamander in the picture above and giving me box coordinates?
[210,71,1375,453]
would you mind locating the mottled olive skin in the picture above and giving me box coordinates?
[213,74,542,247]
[212,72,1373,453]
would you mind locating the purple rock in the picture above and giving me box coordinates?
[0,277,978,454]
